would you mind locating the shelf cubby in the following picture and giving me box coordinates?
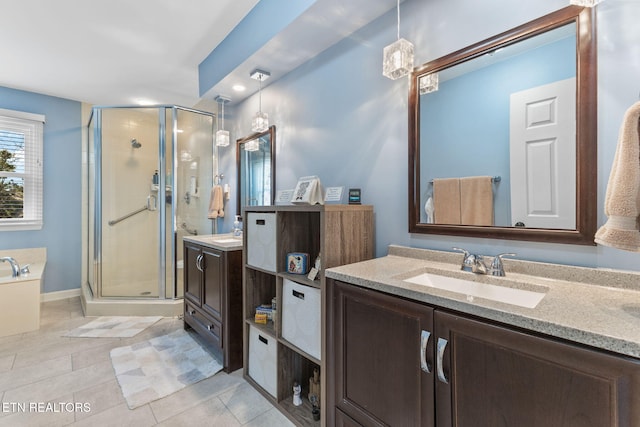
[244,267,276,323]
[243,205,374,426]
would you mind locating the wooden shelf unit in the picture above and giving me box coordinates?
[242,204,374,427]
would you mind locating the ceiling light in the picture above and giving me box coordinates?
[215,95,230,147]
[569,0,600,6]
[383,0,414,80]
[232,84,246,92]
[250,69,270,133]
[135,99,156,106]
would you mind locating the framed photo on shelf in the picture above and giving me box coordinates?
[292,176,324,205]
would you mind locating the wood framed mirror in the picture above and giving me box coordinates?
[236,125,276,215]
[408,6,596,245]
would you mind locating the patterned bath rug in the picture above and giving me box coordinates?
[64,316,163,338]
[110,329,223,409]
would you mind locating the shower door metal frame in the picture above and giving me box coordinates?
[88,105,217,300]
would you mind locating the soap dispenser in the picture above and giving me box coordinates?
[233,215,243,237]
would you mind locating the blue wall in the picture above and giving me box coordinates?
[0,87,82,293]
[219,0,640,273]
[421,36,576,226]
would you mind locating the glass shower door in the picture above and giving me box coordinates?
[100,107,160,298]
[171,107,215,299]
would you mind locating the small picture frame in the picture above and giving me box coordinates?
[287,253,309,274]
[292,176,324,205]
[348,188,361,204]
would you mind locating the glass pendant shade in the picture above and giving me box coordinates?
[569,0,599,6]
[251,111,269,133]
[215,95,230,147]
[383,38,414,80]
[419,73,439,94]
[244,138,260,152]
[216,129,229,147]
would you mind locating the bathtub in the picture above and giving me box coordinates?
[0,247,46,336]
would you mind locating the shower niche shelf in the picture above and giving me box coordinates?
[242,204,374,427]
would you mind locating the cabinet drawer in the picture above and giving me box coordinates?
[248,324,277,397]
[185,301,222,349]
[282,279,321,360]
[246,212,277,272]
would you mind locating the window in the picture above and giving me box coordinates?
[0,109,44,231]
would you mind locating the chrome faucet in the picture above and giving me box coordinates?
[487,253,517,277]
[452,248,516,277]
[452,248,483,273]
[0,257,20,278]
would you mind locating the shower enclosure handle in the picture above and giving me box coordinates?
[108,206,148,226]
[147,195,157,211]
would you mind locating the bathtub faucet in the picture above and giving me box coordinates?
[0,257,20,278]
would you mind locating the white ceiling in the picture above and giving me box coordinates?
[0,0,400,109]
[0,0,258,107]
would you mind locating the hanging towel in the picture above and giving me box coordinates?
[595,101,640,251]
[433,178,461,225]
[207,185,225,219]
[460,176,494,226]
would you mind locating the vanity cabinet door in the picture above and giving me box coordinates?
[434,310,640,427]
[201,248,223,321]
[333,280,435,427]
[184,242,202,305]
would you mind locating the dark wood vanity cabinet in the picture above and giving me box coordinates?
[329,280,640,427]
[330,280,435,427]
[184,241,242,373]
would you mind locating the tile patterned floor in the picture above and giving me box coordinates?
[0,297,294,426]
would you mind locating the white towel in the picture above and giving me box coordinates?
[594,101,640,251]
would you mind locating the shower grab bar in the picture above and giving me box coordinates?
[108,206,148,226]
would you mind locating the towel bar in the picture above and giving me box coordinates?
[429,176,501,184]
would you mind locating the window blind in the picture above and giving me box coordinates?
[0,110,44,231]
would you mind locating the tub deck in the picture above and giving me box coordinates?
[0,248,46,337]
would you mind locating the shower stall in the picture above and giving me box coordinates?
[86,106,218,313]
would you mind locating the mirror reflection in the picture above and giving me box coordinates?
[236,125,276,215]
[420,23,576,229]
[409,5,597,244]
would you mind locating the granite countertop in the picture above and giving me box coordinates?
[325,245,640,359]
[183,233,243,251]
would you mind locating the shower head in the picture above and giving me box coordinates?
[131,139,142,149]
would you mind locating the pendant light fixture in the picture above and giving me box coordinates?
[383,0,414,80]
[569,0,599,6]
[250,69,270,132]
[419,73,439,94]
[244,137,260,152]
[215,96,230,147]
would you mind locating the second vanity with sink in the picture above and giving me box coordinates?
[183,233,243,373]
[325,245,640,427]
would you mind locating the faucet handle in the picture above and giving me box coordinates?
[452,247,476,272]
[489,253,517,276]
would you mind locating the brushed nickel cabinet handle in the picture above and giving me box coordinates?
[196,254,203,272]
[420,330,432,373]
[437,337,449,384]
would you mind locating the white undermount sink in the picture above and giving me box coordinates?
[403,271,547,309]
[208,238,241,244]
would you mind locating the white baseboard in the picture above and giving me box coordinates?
[41,288,81,302]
